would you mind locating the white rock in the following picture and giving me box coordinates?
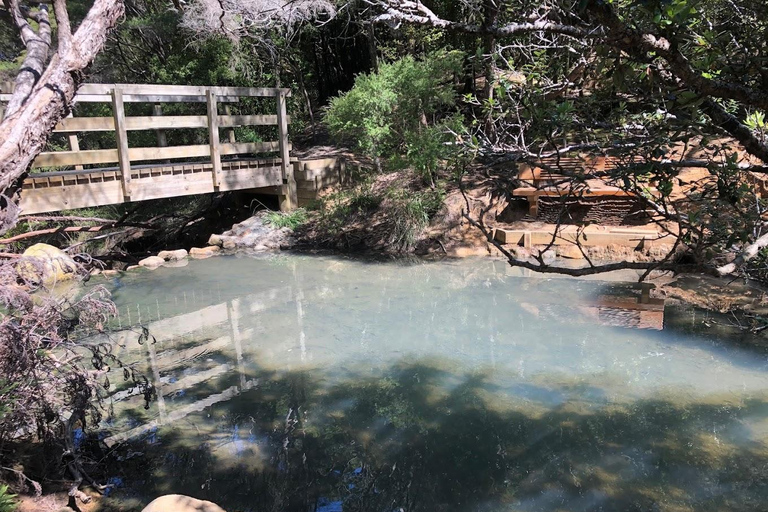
[157,249,188,261]
[190,246,221,259]
[207,234,224,246]
[139,256,165,269]
[142,494,226,512]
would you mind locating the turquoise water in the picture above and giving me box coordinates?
[93,254,768,511]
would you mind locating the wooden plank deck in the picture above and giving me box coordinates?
[19,159,284,214]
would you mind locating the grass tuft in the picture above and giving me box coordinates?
[264,208,309,230]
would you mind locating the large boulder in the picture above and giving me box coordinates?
[142,494,226,512]
[21,243,77,283]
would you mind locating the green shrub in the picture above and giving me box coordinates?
[0,485,17,512]
[325,51,465,176]
[264,208,308,230]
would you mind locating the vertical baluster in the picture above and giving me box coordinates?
[65,112,83,171]
[223,104,236,143]
[153,103,167,147]
[276,90,297,210]
[111,88,131,199]
[207,89,222,189]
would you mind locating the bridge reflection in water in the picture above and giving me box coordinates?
[102,265,667,448]
[101,262,666,444]
[89,256,768,512]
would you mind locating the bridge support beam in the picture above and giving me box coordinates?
[207,90,223,189]
[276,91,297,211]
[111,88,132,200]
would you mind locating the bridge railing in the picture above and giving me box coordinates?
[0,83,298,209]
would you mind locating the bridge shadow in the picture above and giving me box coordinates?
[93,356,768,512]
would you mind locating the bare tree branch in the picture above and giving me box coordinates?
[372,0,591,39]
[716,231,768,276]
[53,0,73,54]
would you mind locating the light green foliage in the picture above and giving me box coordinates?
[325,51,465,180]
[264,208,309,230]
[745,111,766,142]
[387,187,445,252]
[0,485,17,512]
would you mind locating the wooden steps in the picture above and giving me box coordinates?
[493,225,673,249]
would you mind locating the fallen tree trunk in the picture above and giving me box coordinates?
[0,222,155,245]
[0,0,125,235]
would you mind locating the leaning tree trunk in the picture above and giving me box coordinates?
[0,0,125,234]
[4,2,52,117]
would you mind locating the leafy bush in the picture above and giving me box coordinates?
[0,485,16,512]
[264,208,309,230]
[325,51,465,178]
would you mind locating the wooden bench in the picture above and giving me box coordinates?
[513,155,648,216]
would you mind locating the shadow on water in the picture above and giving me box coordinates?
[93,357,768,512]
[88,255,768,511]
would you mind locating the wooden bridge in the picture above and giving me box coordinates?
[0,83,301,214]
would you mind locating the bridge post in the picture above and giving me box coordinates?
[276,90,297,210]
[223,104,236,143]
[65,113,84,171]
[111,88,132,200]
[206,89,223,189]
[152,103,168,147]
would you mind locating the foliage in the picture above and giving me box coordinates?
[387,187,445,252]
[0,485,16,512]
[325,51,465,178]
[264,208,308,230]
[745,111,766,143]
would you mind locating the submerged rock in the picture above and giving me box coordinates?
[21,243,77,283]
[208,211,295,253]
[163,258,189,268]
[142,494,226,512]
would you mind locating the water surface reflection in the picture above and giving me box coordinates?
[94,255,768,511]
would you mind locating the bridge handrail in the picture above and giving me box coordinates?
[0,82,291,103]
[25,156,285,179]
[1,83,296,208]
